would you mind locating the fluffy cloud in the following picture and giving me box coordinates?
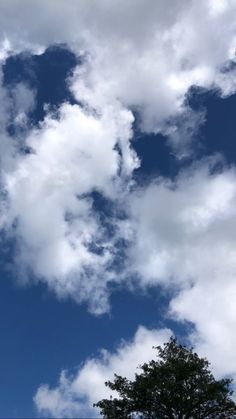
[127,158,236,285]
[0,0,236,306]
[1,101,137,313]
[34,326,171,418]
[71,0,236,133]
[33,153,236,413]
[124,157,236,378]
[170,282,236,378]
[0,1,236,416]
[0,0,236,390]
[0,1,236,132]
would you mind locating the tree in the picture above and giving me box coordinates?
[94,337,236,418]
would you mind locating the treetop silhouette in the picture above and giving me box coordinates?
[94,337,236,418]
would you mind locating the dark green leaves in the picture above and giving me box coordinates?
[94,337,236,418]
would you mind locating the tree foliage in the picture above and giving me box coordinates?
[94,337,236,418]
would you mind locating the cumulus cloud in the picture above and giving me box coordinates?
[170,282,236,378]
[0,0,236,305]
[123,157,236,377]
[1,101,137,313]
[127,158,236,285]
[34,326,171,418]
[70,0,236,134]
[0,0,235,131]
[0,0,236,389]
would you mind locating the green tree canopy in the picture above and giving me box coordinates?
[94,337,236,418]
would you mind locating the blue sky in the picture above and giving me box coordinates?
[0,46,182,418]
[1,1,236,417]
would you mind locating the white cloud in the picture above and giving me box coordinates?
[0,1,236,299]
[0,95,117,314]
[0,1,235,132]
[34,325,171,418]
[170,282,236,378]
[1,102,137,313]
[127,159,236,284]
[123,157,236,378]
[70,0,236,133]
[0,0,236,386]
